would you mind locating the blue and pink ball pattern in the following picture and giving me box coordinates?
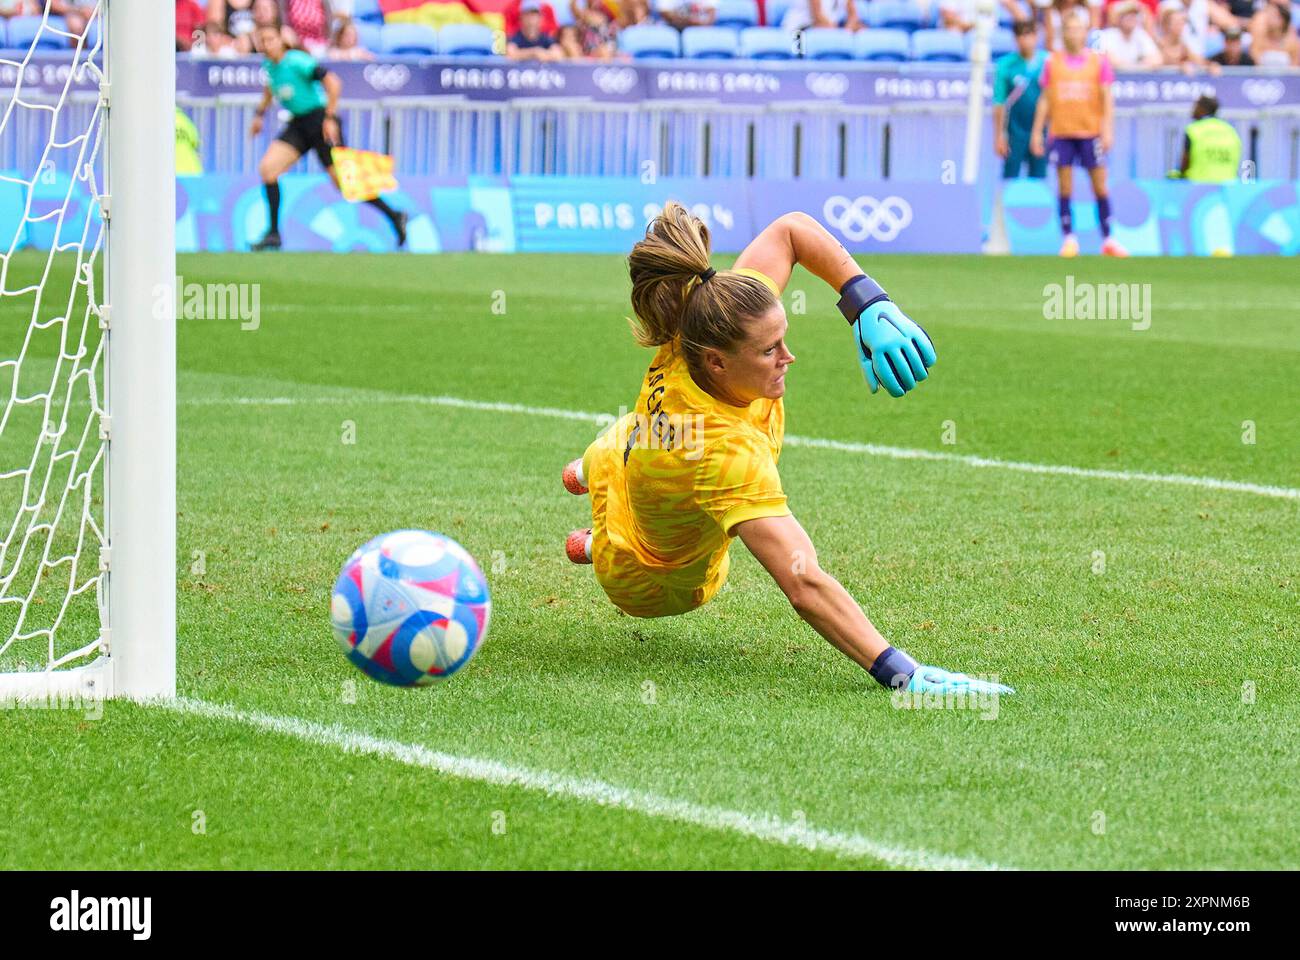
[330,530,491,687]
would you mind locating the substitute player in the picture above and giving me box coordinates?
[993,20,1049,180]
[560,202,1013,698]
[1029,8,1127,257]
[248,26,407,251]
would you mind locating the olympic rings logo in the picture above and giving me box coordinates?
[592,67,637,95]
[1241,79,1285,106]
[363,64,412,92]
[823,195,913,243]
[805,72,849,99]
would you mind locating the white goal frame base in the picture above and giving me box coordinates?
[0,656,112,703]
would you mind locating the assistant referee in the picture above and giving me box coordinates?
[248,25,407,251]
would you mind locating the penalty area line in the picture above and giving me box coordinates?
[157,696,1006,871]
[183,392,1300,502]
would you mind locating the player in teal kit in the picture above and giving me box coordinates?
[993,21,1049,179]
[248,25,407,251]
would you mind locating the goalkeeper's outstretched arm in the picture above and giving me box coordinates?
[735,211,936,398]
[735,514,1014,696]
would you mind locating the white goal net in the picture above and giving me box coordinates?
[0,1,174,703]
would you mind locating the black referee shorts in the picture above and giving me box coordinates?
[274,108,342,168]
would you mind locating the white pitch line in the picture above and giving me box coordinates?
[157,697,1004,871]
[184,392,1300,502]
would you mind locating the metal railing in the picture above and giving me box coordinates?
[10,94,1298,182]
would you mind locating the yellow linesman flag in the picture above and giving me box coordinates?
[331,147,399,203]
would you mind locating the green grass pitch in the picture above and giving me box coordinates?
[1,251,1297,870]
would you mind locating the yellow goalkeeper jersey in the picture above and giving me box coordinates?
[584,268,790,618]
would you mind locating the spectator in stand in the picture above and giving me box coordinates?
[280,0,335,57]
[505,0,561,38]
[940,0,1029,32]
[1211,24,1255,62]
[1099,0,1162,65]
[780,0,865,32]
[1043,0,1103,49]
[0,2,38,19]
[209,0,259,52]
[177,0,207,51]
[560,0,618,59]
[1154,0,1211,69]
[49,1,97,41]
[243,0,301,54]
[1250,1,1300,65]
[1216,0,1257,30]
[619,0,654,26]
[509,0,565,59]
[329,17,375,60]
[659,0,718,30]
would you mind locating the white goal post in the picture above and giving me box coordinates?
[0,1,175,703]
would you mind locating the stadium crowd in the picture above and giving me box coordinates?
[0,0,1295,65]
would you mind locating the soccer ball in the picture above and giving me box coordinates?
[330,529,491,687]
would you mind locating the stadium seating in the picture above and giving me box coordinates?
[867,1,928,32]
[619,24,682,59]
[682,26,740,59]
[855,28,910,62]
[971,26,1017,60]
[381,23,439,55]
[353,0,386,24]
[554,2,576,27]
[911,28,966,62]
[8,15,69,51]
[802,27,855,60]
[738,26,795,59]
[765,0,794,27]
[439,24,495,56]
[356,20,383,53]
[715,0,760,29]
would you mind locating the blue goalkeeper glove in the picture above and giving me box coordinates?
[838,275,936,398]
[907,665,1015,696]
[869,647,1014,695]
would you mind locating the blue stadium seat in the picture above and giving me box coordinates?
[439,24,495,56]
[911,28,966,61]
[355,20,383,52]
[619,24,681,58]
[868,1,927,32]
[986,26,1016,59]
[353,0,385,24]
[682,26,739,59]
[715,0,759,29]
[855,27,910,62]
[382,23,440,55]
[0,20,7,50]
[802,26,854,59]
[554,2,576,27]
[8,15,69,51]
[1203,31,1225,60]
[765,0,794,27]
[738,25,794,59]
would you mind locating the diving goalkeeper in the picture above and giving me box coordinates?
[562,203,1013,697]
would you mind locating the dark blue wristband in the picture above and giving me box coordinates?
[868,646,919,690]
[837,274,890,325]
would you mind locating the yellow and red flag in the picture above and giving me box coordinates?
[331,147,399,203]
[380,0,510,31]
